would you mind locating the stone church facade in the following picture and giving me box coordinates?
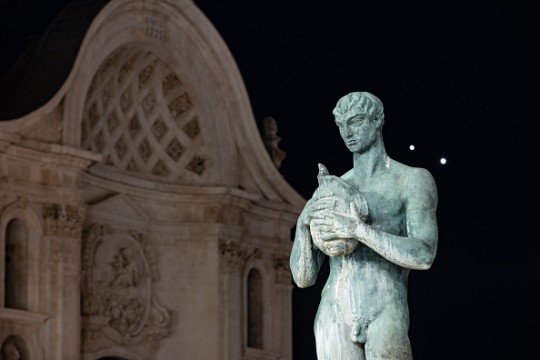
[0,1,304,359]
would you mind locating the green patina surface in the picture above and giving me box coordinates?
[290,92,438,360]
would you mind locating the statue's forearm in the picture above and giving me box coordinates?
[356,225,436,270]
[290,225,323,287]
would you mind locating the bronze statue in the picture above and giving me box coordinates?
[290,91,438,359]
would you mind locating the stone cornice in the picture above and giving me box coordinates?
[1,138,100,169]
[0,308,50,324]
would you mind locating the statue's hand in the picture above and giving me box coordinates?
[310,202,367,242]
[298,195,336,228]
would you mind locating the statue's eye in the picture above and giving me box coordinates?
[350,117,366,125]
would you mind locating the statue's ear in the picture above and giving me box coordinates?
[372,114,384,129]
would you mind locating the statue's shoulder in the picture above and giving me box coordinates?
[388,159,436,195]
[389,159,434,182]
[405,165,435,187]
[390,161,437,207]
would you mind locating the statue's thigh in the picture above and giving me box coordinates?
[364,310,412,360]
[315,303,365,360]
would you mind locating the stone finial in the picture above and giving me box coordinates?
[262,116,286,169]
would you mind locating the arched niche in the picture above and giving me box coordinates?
[0,202,43,312]
[4,219,29,310]
[246,267,264,349]
[1,335,28,360]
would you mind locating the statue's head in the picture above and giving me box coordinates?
[333,92,385,153]
[332,91,385,127]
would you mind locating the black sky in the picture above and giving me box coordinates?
[1,1,539,359]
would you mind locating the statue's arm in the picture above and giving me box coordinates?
[290,200,325,288]
[357,168,438,270]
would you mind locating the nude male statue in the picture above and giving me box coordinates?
[290,91,438,360]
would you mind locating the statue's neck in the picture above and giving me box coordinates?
[352,137,388,180]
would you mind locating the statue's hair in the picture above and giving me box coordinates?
[332,92,385,125]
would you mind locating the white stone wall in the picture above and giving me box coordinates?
[0,1,304,359]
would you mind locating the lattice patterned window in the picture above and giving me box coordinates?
[81,46,210,183]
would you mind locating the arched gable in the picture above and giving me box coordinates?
[63,0,237,187]
[56,0,304,208]
[0,0,305,210]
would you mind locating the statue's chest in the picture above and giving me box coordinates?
[355,181,405,234]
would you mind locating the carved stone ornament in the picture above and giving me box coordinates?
[0,196,28,212]
[219,238,248,272]
[81,224,170,350]
[43,203,85,237]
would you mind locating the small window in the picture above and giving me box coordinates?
[247,268,264,349]
[4,219,29,310]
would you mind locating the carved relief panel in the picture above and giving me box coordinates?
[81,224,170,353]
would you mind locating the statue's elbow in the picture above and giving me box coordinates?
[417,250,437,270]
[296,280,315,288]
[292,272,316,288]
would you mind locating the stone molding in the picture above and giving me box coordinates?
[244,347,283,360]
[0,308,50,324]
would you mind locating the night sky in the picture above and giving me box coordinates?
[1,1,538,359]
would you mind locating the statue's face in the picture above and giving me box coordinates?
[335,110,378,153]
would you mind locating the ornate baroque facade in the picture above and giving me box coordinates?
[0,1,304,359]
